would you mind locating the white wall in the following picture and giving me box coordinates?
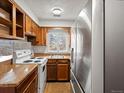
[39,19,74,27]
[14,0,40,25]
[92,0,104,93]
[13,0,74,27]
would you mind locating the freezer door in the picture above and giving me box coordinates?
[105,0,124,93]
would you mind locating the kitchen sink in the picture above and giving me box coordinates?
[51,55,64,59]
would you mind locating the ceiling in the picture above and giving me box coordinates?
[24,0,87,21]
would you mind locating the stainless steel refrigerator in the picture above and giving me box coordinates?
[105,0,124,93]
[71,0,124,93]
[71,0,92,93]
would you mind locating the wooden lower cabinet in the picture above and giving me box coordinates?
[16,68,38,93]
[47,63,57,81]
[17,75,38,93]
[22,77,37,93]
[57,64,69,81]
[47,59,70,81]
[0,67,38,93]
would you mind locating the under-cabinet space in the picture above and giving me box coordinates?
[26,36,36,45]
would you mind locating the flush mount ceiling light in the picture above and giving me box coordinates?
[51,7,64,16]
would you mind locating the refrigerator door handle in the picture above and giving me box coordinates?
[71,48,74,63]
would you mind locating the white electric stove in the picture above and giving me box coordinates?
[13,49,47,93]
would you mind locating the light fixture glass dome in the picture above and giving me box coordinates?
[51,7,64,16]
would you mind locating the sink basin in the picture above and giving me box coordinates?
[51,55,64,59]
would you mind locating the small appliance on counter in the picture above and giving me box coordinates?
[0,55,13,62]
[13,49,48,93]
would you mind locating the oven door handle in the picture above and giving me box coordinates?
[42,65,45,72]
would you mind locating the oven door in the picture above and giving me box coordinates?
[38,64,47,93]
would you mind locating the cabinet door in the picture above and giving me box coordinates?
[47,63,57,81]
[16,68,38,93]
[35,27,42,45]
[31,22,37,35]
[57,63,69,81]
[24,75,38,93]
[25,15,31,33]
[40,27,47,46]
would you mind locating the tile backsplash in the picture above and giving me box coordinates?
[0,39,31,56]
[32,45,71,54]
[13,40,31,50]
[32,46,47,53]
[0,40,13,56]
[0,39,70,56]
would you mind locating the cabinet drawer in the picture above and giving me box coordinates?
[23,75,38,93]
[48,59,56,64]
[57,59,70,64]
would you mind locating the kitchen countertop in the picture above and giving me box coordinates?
[0,64,37,87]
[34,53,70,59]
[34,53,70,55]
[0,55,13,62]
[40,52,71,55]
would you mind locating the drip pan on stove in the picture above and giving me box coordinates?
[34,60,42,63]
[24,59,33,63]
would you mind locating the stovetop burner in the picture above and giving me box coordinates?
[30,57,35,59]
[30,57,43,60]
[14,50,48,65]
[34,60,41,63]
[24,59,33,63]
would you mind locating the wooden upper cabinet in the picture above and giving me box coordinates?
[35,27,42,45]
[0,0,13,37]
[25,15,32,33]
[0,0,25,39]
[12,5,25,38]
[37,27,71,46]
[31,21,37,35]
[34,27,47,46]
[40,27,47,46]
[15,7,25,38]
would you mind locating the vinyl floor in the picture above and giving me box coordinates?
[44,82,71,93]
